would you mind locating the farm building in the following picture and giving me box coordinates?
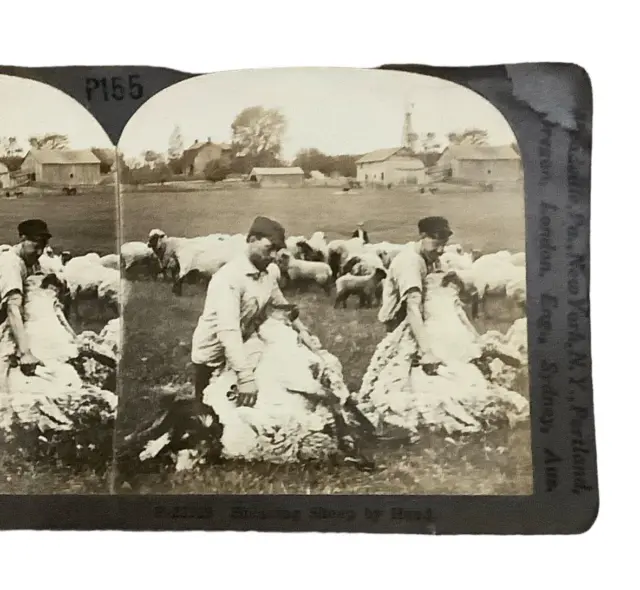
[437,144,522,182]
[356,147,427,186]
[248,167,306,188]
[181,138,232,176]
[20,149,102,185]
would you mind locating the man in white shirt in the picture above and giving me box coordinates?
[377,216,453,374]
[191,216,320,407]
[0,219,51,383]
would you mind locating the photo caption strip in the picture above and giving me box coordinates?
[0,62,597,534]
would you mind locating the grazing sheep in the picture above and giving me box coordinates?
[327,237,366,279]
[278,251,333,294]
[61,256,122,319]
[307,231,329,262]
[334,268,387,309]
[121,241,161,280]
[99,253,120,270]
[342,252,386,277]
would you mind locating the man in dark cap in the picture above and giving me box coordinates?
[190,216,320,408]
[0,219,52,381]
[377,216,452,372]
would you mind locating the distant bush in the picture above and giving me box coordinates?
[204,160,231,183]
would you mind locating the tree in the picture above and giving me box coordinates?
[447,128,489,146]
[329,154,359,178]
[142,150,163,169]
[293,148,333,176]
[0,136,24,157]
[204,160,231,183]
[230,106,286,173]
[168,125,184,161]
[420,132,441,153]
[28,133,69,150]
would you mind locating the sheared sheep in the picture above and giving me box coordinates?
[334,268,387,309]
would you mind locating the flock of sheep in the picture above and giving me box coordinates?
[119,229,528,319]
[2,227,527,324]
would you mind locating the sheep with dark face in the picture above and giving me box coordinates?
[334,268,387,309]
[277,250,333,294]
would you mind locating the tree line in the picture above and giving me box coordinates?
[121,106,511,185]
[1,110,518,185]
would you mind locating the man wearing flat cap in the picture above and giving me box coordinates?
[0,219,52,382]
[377,216,452,369]
[190,216,320,408]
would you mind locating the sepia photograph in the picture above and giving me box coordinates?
[114,67,532,495]
[0,74,119,493]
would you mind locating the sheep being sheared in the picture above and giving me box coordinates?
[0,273,118,472]
[118,311,376,477]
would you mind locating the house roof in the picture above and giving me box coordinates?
[26,148,101,165]
[0,163,9,174]
[356,148,403,164]
[182,140,231,167]
[444,144,520,161]
[250,167,305,176]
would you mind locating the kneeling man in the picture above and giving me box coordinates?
[191,216,319,406]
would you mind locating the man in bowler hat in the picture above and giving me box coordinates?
[377,216,453,372]
[190,215,321,408]
[0,219,52,380]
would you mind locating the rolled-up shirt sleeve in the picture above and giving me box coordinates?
[0,254,24,307]
[396,255,424,301]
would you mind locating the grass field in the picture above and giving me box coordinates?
[0,191,117,494]
[117,185,533,496]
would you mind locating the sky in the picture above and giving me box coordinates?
[118,67,518,162]
[0,74,112,151]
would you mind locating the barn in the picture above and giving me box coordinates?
[356,147,427,186]
[181,138,232,176]
[437,144,522,183]
[248,167,306,188]
[20,149,102,185]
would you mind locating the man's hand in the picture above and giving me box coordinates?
[236,380,258,408]
[19,351,42,376]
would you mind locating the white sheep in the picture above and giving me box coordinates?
[341,251,386,276]
[327,237,367,278]
[38,247,65,274]
[511,252,526,267]
[121,241,160,280]
[334,268,387,309]
[99,253,120,271]
[62,256,122,319]
[278,251,333,294]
